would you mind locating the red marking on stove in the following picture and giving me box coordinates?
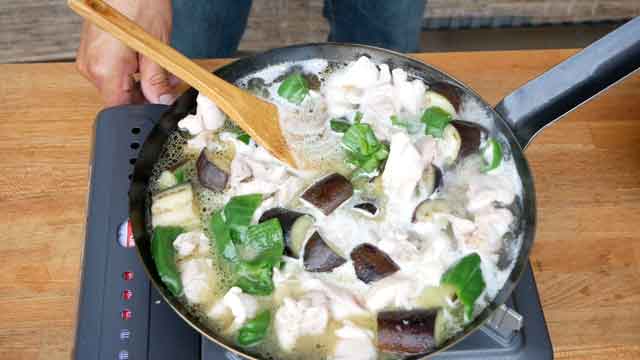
[121,309,133,320]
[118,219,136,248]
[122,289,133,301]
[122,271,134,281]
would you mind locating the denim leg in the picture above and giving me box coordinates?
[171,0,253,58]
[323,0,426,52]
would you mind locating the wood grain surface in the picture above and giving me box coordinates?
[1,50,639,359]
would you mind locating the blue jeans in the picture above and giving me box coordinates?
[171,0,426,58]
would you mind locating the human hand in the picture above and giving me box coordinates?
[75,0,176,106]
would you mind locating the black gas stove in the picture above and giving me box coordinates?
[73,105,553,360]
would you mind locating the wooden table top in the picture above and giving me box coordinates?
[1,50,639,359]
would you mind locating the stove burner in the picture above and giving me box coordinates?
[73,105,553,359]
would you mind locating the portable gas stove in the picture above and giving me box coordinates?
[73,105,553,360]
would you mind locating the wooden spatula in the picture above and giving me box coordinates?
[68,0,297,168]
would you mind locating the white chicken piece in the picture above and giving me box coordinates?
[415,136,437,167]
[466,173,516,212]
[173,231,211,258]
[324,56,387,117]
[391,68,427,115]
[178,94,225,136]
[207,287,259,333]
[178,114,205,136]
[331,322,377,360]
[300,277,369,320]
[274,292,330,352]
[220,132,301,205]
[442,214,476,244]
[377,63,392,83]
[365,273,422,312]
[382,132,424,203]
[178,258,216,305]
[196,94,226,131]
[470,207,514,253]
[360,84,396,141]
[315,208,379,256]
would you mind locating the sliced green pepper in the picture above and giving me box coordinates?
[441,253,486,319]
[481,138,503,172]
[151,226,184,297]
[330,118,351,133]
[237,310,271,346]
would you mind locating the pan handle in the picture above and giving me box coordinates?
[495,17,640,149]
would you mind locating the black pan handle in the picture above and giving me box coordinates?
[495,17,640,149]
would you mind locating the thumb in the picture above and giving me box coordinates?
[139,56,176,105]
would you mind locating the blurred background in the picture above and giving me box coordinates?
[2,0,639,63]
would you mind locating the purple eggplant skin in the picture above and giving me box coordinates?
[377,309,438,354]
[259,208,304,233]
[303,232,346,272]
[450,120,488,159]
[301,173,354,215]
[196,149,228,191]
[429,82,462,112]
[259,208,305,258]
[350,243,399,283]
[353,202,378,216]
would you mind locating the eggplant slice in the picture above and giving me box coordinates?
[301,173,353,215]
[196,149,228,191]
[451,120,488,159]
[350,243,399,283]
[412,199,450,223]
[420,164,442,197]
[377,309,438,354]
[428,82,463,113]
[259,208,312,258]
[303,232,346,272]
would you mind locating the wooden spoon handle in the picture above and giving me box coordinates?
[69,0,297,167]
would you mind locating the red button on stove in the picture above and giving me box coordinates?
[122,271,134,281]
[121,309,133,320]
[122,289,133,301]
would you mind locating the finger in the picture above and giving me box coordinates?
[76,22,143,106]
[139,56,176,105]
[102,74,145,106]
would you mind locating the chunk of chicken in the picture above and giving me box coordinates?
[178,94,225,136]
[207,287,259,333]
[364,273,421,312]
[331,322,377,360]
[275,292,330,352]
[324,56,391,118]
[466,174,516,213]
[173,231,211,259]
[221,132,302,206]
[300,277,369,320]
[178,258,216,305]
[391,68,427,115]
[382,132,424,203]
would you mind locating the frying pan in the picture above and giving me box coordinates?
[129,17,640,358]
